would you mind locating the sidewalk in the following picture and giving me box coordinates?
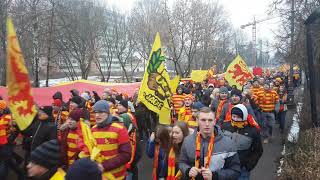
[251,86,303,180]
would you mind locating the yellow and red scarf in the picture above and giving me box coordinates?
[152,144,160,180]
[231,120,248,129]
[215,99,226,122]
[126,130,137,170]
[193,132,215,180]
[167,147,182,180]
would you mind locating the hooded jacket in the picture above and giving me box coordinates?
[221,122,263,171]
[221,104,263,171]
[179,126,241,180]
[218,102,257,126]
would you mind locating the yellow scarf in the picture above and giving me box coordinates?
[231,120,248,129]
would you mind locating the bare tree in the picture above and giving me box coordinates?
[129,0,167,64]
[269,0,320,68]
[55,0,103,80]
[0,0,11,86]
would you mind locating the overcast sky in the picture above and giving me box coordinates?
[105,0,281,51]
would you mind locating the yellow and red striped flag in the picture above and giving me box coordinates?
[6,17,37,131]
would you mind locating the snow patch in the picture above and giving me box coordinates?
[38,76,124,87]
[277,144,286,176]
[278,87,304,177]
[287,102,303,143]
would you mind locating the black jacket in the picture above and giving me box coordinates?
[22,116,57,152]
[221,122,263,171]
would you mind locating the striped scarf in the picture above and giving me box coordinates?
[167,147,182,180]
[126,130,137,169]
[193,132,215,180]
[215,99,226,121]
[152,144,160,180]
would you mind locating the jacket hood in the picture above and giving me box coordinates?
[232,104,248,121]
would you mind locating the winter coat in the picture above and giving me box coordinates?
[22,116,57,152]
[222,122,263,171]
[179,126,241,180]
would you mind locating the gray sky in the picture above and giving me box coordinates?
[105,0,281,50]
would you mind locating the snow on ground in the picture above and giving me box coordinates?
[277,144,286,176]
[278,86,304,176]
[287,102,303,143]
[39,76,122,87]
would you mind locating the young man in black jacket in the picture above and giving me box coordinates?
[222,104,263,180]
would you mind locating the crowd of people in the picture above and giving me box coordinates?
[0,69,298,180]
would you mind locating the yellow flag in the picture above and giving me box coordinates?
[191,70,208,82]
[6,17,37,130]
[169,76,180,94]
[138,33,174,125]
[224,55,253,89]
[79,121,96,154]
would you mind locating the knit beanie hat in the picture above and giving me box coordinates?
[219,87,228,94]
[65,158,102,180]
[230,89,243,99]
[52,99,62,107]
[52,91,63,100]
[70,96,82,105]
[93,100,110,113]
[192,101,205,110]
[119,100,129,109]
[231,104,248,121]
[69,108,83,121]
[30,140,60,169]
[0,100,7,110]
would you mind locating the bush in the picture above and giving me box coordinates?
[278,128,320,180]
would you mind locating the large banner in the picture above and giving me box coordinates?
[0,80,141,106]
